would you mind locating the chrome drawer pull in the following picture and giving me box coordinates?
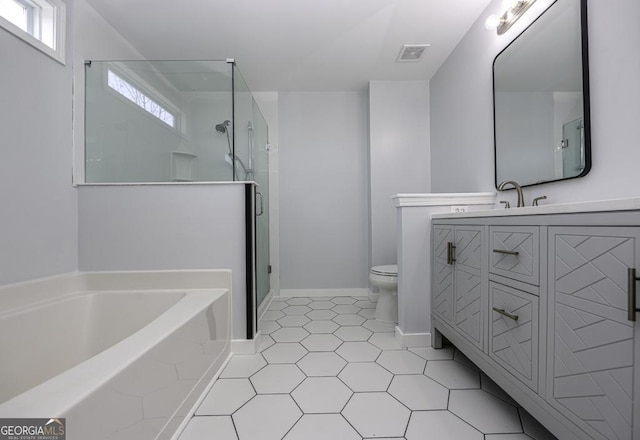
[493,249,519,256]
[493,307,519,321]
[628,268,640,322]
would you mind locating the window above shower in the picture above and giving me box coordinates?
[83,59,271,184]
[106,68,178,129]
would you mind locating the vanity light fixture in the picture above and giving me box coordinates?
[485,0,538,35]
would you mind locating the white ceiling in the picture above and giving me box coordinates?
[84,0,493,92]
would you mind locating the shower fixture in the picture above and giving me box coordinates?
[215,119,250,180]
[216,119,233,156]
[215,120,230,134]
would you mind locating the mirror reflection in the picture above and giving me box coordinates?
[493,0,590,187]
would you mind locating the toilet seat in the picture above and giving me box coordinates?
[370,265,398,277]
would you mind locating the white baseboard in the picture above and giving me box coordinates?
[395,326,431,348]
[232,331,262,355]
[258,289,274,322]
[279,288,370,298]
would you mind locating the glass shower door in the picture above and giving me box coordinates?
[253,100,270,309]
[233,63,270,334]
[562,117,585,178]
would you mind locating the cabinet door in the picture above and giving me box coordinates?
[455,227,483,271]
[547,227,639,440]
[433,225,454,262]
[453,226,484,350]
[433,225,454,324]
[489,282,538,391]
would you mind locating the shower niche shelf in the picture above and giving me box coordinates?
[171,151,197,182]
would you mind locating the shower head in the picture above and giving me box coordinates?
[215,120,230,134]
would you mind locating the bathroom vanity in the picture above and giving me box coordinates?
[431,199,640,440]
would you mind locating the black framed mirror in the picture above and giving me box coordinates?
[493,0,590,188]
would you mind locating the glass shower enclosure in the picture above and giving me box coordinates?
[232,66,271,310]
[84,59,270,337]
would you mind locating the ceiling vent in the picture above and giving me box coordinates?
[396,44,430,62]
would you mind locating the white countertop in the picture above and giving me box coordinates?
[432,197,640,219]
[393,192,496,207]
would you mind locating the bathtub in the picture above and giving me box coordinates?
[0,270,232,440]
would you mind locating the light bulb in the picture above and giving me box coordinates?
[485,14,503,30]
[501,0,521,10]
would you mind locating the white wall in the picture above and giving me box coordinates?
[430,0,640,205]
[0,0,78,286]
[369,81,430,267]
[77,184,249,339]
[278,92,369,290]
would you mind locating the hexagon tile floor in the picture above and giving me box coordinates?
[178,296,558,440]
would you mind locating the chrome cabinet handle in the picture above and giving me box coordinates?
[447,242,456,265]
[628,268,640,322]
[493,307,519,321]
[256,191,264,216]
[493,249,519,256]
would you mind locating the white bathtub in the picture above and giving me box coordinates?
[0,271,232,440]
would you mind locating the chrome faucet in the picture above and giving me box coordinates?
[497,180,525,207]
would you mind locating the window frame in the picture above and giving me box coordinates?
[0,0,65,64]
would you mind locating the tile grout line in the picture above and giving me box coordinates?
[181,296,551,440]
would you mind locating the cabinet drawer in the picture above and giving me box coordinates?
[490,226,539,285]
[489,282,539,392]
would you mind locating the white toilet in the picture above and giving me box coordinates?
[369,264,398,323]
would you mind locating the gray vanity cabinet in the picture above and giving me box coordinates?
[547,227,639,440]
[432,224,486,351]
[432,215,640,440]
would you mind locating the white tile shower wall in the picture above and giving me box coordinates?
[430,0,640,203]
[0,0,77,286]
[369,81,430,268]
[78,3,232,185]
[73,0,148,184]
[77,184,248,339]
[278,92,369,290]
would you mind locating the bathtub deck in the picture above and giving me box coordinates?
[179,295,558,440]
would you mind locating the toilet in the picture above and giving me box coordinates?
[369,265,398,323]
